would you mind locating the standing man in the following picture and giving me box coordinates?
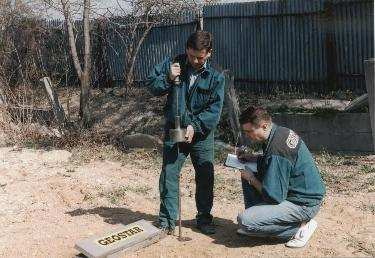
[236,106,325,248]
[146,31,225,235]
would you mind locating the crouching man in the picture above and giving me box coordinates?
[236,106,326,248]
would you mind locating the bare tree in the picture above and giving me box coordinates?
[0,0,39,90]
[107,0,215,96]
[60,0,92,126]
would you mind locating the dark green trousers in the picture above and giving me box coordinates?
[159,130,214,229]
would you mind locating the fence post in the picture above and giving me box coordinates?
[365,59,375,152]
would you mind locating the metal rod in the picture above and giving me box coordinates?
[177,142,182,239]
[176,81,179,117]
[175,76,180,126]
[179,177,182,239]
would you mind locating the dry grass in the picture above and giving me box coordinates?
[65,142,375,202]
[0,106,55,147]
[315,151,375,193]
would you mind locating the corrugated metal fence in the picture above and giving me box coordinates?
[105,13,197,85]
[42,0,374,94]
[331,0,375,92]
[205,0,328,93]
[202,0,374,93]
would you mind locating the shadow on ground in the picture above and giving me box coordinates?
[67,207,284,248]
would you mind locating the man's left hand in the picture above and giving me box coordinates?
[185,125,194,143]
[241,171,256,185]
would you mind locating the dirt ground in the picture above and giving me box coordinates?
[0,87,374,257]
[0,144,374,258]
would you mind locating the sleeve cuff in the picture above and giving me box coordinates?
[182,112,202,134]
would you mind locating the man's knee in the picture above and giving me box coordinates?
[237,210,259,231]
[238,209,277,237]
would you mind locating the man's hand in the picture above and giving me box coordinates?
[241,170,262,193]
[185,125,194,143]
[238,153,259,163]
[241,171,256,185]
[169,63,181,82]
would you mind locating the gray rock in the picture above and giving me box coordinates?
[121,133,163,150]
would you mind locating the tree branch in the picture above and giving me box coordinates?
[83,0,91,76]
[61,0,82,79]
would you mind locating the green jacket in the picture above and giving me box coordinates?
[257,124,326,206]
[146,54,225,137]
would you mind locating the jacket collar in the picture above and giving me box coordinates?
[263,123,277,154]
[182,56,212,90]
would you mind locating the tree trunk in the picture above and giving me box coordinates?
[79,72,90,126]
[79,0,92,126]
[61,0,92,127]
[61,0,82,79]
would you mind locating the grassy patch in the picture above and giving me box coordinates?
[69,144,124,165]
[315,150,346,167]
[319,169,341,186]
[314,152,373,193]
[65,167,76,173]
[123,148,162,168]
[86,184,153,205]
[99,186,129,205]
[361,176,375,192]
[83,192,95,202]
[265,105,343,118]
[360,164,375,174]
[345,234,375,257]
[128,185,152,195]
[69,143,162,169]
[214,174,242,200]
[360,203,375,215]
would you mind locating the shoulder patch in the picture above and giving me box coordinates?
[286,130,299,149]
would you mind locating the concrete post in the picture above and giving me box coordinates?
[40,77,67,132]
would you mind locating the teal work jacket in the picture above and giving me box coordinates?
[146,54,225,137]
[257,124,326,206]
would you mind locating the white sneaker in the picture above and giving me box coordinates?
[285,219,318,248]
[237,228,253,237]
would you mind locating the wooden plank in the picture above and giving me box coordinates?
[344,93,368,112]
[75,220,162,258]
[364,59,375,152]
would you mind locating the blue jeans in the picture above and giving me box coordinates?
[237,178,321,240]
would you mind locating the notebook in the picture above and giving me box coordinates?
[225,153,258,173]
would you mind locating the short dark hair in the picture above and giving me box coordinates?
[239,106,272,126]
[186,31,213,51]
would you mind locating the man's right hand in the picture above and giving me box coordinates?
[169,63,181,83]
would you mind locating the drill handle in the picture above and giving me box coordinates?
[174,76,181,85]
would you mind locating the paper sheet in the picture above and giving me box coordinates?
[225,154,258,173]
